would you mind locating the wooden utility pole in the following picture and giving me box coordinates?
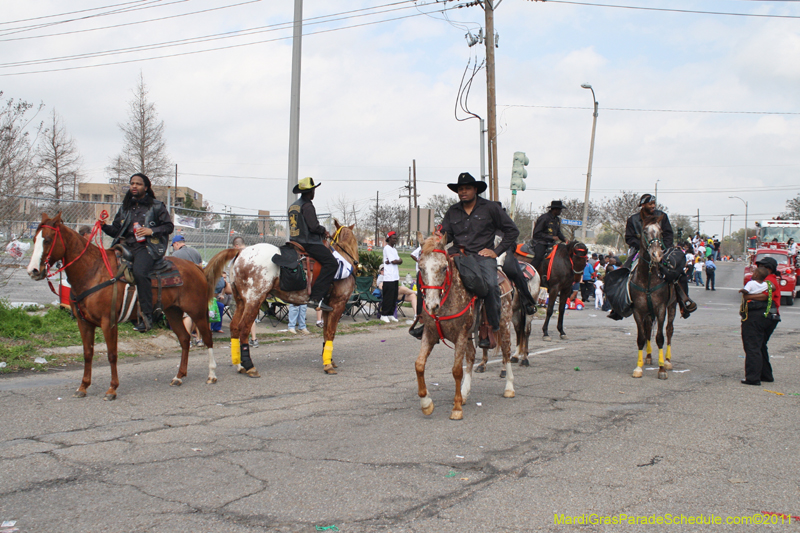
[374,191,379,248]
[412,159,418,208]
[484,0,499,201]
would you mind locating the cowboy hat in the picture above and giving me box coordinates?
[292,177,321,195]
[447,172,487,194]
[548,200,565,210]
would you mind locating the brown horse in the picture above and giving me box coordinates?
[414,233,515,421]
[206,221,358,376]
[509,259,541,366]
[517,241,588,340]
[630,215,677,379]
[26,213,219,400]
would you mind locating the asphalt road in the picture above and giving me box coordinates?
[1,261,799,532]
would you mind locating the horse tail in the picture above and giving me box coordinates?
[204,248,239,302]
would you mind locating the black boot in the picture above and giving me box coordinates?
[135,314,153,333]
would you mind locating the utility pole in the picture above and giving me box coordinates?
[412,159,418,208]
[286,0,304,237]
[483,0,499,201]
[696,209,700,236]
[374,191,379,248]
[400,168,413,245]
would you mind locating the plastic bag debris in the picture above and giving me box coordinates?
[34,357,47,364]
[0,362,6,368]
[1,521,17,528]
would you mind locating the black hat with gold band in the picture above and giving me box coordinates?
[293,177,321,195]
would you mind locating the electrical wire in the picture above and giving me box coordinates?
[0,0,155,26]
[538,0,800,20]
[501,104,800,115]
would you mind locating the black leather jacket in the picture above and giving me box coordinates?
[625,210,673,251]
[103,198,173,260]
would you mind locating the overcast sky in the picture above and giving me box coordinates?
[2,0,799,236]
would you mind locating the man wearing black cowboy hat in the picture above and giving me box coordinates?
[618,193,696,319]
[288,177,335,312]
[529,200,567,273]
[440,172,519,348]
[100,173,174,332]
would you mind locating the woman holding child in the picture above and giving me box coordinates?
[739,257,781,386]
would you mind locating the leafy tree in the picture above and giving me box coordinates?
[36,110,83,202]
[669,214,696,244]
[107,73,172,186]
[781,194,800,219]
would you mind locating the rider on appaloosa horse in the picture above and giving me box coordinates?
[440,172,519,348]
[529,200,567,275]
[100,173,173,332]
[288,177,335,312]
[609,193,697,320]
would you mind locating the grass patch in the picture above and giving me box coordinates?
[0,299,149,372]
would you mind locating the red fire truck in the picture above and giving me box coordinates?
[743,220,799,306]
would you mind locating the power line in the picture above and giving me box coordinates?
[501,104,800,115]
[538,0,800,19]
[0,0,154,26]
[0,3,461,75]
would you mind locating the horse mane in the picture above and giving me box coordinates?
[421,235,439,255]
[641,213,664,230]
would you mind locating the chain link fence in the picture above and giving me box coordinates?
[0,195,332,278]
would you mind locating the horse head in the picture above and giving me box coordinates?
[567,241,589,276]
[27,212,66,280]
[332,219,359,267]
[418,232,450,313]
[641,214,665,264]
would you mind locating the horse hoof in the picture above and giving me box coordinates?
[170,378,182,387]
[560,334,568,340]
[503,390,515,398]
[421,398,434,416]
[632,368,643,378]
[510,356,519,363]
[103,393,117,401]
[206,377,217,384]
[645,356,652,365]
[664,361,673,370]
[658,370,668,380]
[499,370,507,379]
[449,410,463,420]
[73,390,87,398]
[474,364,485,374]
[323,364,338,375]
[239,367,260,378]
[520,359,530,367]
[542,335,551,342]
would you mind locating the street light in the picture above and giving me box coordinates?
[580,84,598,241]
[729,196,748,257]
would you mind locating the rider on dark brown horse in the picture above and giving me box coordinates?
[530,200,567,274]
[288,177,335,312]
[618,193,697,319]
[100,173,174,332]
[441,172,519,348]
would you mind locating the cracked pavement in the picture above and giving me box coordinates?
[1,262,799,532]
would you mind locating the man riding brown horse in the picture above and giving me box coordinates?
[288,177,335,312]
[440,172,519,348]
[529,200,567,275]
[609,193,696,320]
[100,173,173,332]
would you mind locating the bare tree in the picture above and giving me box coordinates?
[0,93,44,286]
[107,73,172,186]
[366,202,409,245]
[600,191,668,244]
[327,194,369,243]
[424,193,455,226]
[536,198,602,241]
[36,109,83,203]
[781,194,800,219]
[669,214,696,243]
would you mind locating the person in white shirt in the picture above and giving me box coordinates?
[788,238,797,256]
[594,276,605,309]
[380,231,402,323]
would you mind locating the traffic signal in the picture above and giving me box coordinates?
[510,151,529,191]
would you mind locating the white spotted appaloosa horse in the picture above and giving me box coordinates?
[414,232,515,421]
[205,220,358,376]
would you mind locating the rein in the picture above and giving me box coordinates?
[40,217,114,296]
[419,249,477,348]
[329,226,359,271]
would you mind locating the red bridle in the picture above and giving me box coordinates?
[419,248,477,347]
[37,216,114,295]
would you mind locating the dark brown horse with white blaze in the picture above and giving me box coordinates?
[206,221,358,376]
[415,233,515,421]
[630,215,677,379]
[516,241,588,341]
[26,213,219,400]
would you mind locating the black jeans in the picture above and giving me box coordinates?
[502,253,535,306]
[302,242,338,302]
[476,255,500,330]
[741,311,778,382]
[381,280,399,317]
[705,269,716,290]
[581,280,593,301]
[132,245,155,317]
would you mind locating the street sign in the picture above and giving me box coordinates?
[562,219,583,226]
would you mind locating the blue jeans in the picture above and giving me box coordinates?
[288,304,307,330]
[210,301,224,332]
[693,271,704,286]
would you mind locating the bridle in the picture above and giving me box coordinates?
[569,244,588,275]
[418,248,476,347]
[329,226,359,270]
[640,226,665,271]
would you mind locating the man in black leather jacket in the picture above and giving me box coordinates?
[101,173,174,332]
